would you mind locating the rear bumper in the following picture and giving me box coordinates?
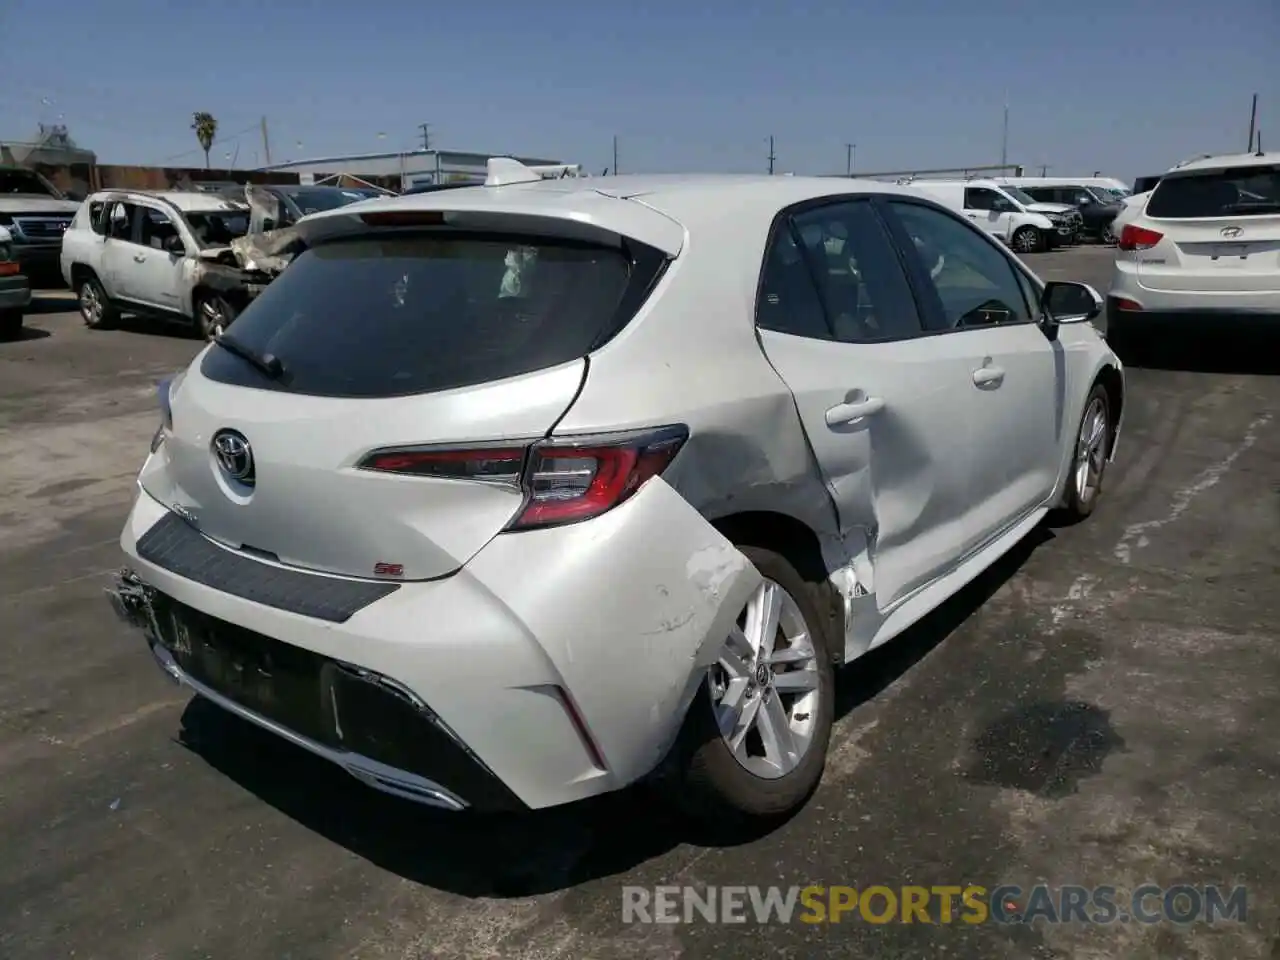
[108,571,498,812]
[0,274,31,311]
[113,482,760,812]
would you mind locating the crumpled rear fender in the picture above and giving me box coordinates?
[461,476,762,788]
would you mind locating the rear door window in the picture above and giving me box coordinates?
[200,232,651,398]
[1146,165,1280,219]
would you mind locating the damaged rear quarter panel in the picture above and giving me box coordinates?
[462,477,762,787]
[552,210,845,573]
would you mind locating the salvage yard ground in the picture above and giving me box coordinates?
[1,246,1278,959]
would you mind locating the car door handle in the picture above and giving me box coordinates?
[133,254,147,263]
[825,397,885,425]
[972,366,1005,386]
[966,213,979,218]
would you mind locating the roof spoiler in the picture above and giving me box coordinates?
[485,157,586,187]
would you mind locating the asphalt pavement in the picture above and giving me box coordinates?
[2,247,1278,959]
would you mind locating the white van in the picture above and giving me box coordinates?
[902,179,1067,253]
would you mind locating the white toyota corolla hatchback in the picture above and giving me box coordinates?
[109,160,1124,826]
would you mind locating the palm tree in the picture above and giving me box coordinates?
[191,112,218,169]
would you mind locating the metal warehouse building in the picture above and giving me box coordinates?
[258,148,565,191]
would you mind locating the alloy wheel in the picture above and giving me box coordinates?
[706,578,822,780]
[200,298,226,340]
[1013,229,1039,253]
[1074,396,1108,505]
[80,283,103,325]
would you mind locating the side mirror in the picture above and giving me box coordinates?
[1041,281,1102,326]
[163,235,186,255]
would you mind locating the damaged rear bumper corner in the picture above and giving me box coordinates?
[111,478,764,810]
[103,569,478,813]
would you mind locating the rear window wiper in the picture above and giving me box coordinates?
[214,333,286,380]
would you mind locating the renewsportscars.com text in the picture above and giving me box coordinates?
[622,884,1248,925]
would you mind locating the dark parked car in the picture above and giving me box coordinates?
[216,184,379,229]
[1019,184,1124,242]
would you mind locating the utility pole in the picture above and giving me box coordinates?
[1247,94,1259,151]
[845,142,856,176]
[258,116,271,167]
[767,136,776,175]
[1000,91,1009,168]
[418,123,432,152]
[612,135,619,175]
[1039,163,1050,176]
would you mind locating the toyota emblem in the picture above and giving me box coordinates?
[1220,225,1244,239]
[212,429,255,484]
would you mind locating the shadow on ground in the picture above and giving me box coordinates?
[25,295,78,315]
[108,313,200,341]
[175,524,1055,899]
[1113,324,1280,375]
[1,326,51,342]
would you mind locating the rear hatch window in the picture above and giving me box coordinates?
[1146,165,1280,219]
[201,232,654,398]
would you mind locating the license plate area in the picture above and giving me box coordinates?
[151,595,335,745]
[1209,242,1252,262]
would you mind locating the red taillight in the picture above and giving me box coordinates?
[0,261,18,276]
[1118,224,1163,251]
[1112,297,1143,312]
[356,426,688,530]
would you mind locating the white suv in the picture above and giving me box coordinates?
[61,190,259,340]
[1107,152,1280,348]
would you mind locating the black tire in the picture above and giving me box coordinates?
[77,273,117,329]
[193,292,237,341]
[1012,226,1044,254]
[661,545,837,829]
[1060,383,1112,521]
[0,309,22,341]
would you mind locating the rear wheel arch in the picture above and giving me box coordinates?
[69,262,97,288]
[710,510,843,664]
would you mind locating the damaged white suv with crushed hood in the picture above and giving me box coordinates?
[109,159,1124,826]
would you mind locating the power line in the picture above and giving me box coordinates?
[158,121,262,163]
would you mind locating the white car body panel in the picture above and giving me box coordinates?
[143,359,588,580]
[111,168,1124,812]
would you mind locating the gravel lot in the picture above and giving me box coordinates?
[2,247,1278,959]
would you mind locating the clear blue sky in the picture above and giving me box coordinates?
[2,0,1276,182]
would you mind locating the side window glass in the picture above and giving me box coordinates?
[964,188,993,211]
[107,202,135,241]
[756,228,830,340]
[790,201,923,343]
[887,201,1033,331]
[139,208,184,252]
[88,201,106,235]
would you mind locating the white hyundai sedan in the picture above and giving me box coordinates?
[109,160,1124,827]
